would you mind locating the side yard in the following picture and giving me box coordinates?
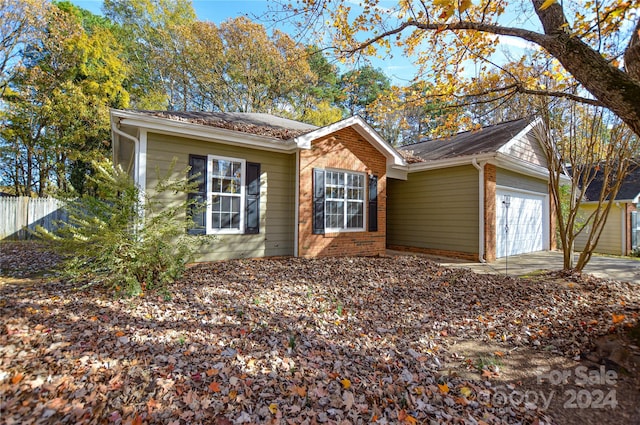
[1,242,639,424]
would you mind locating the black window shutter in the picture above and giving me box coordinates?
[368,174,378,232]
[188,155,207,235]
[312,168,325,234]
[245,162,260,234]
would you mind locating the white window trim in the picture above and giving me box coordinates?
[206,154,246,235]
[324,169,366,233]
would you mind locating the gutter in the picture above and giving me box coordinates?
[294,150,300,257]
[112,109,300,154]
[472,158,487,263]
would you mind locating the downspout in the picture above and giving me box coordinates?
[111,119,145,224]
[472,158,486,262]
[294,150,300,257]
[619,203,626,255]
[111,119,140,182]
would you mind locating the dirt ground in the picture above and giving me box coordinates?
[446,335,640,425]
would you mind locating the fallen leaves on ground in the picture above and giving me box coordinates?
[1,251,639,424]
[0,241,63,278]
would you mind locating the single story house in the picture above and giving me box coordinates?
[574,165,640,256]
[110,111,557,262]
[110,109,407,261]
[388,117,557,262]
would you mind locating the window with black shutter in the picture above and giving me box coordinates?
[313,168,368,233]
[188,154,260,235]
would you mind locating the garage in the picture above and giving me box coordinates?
[496,188,548,258]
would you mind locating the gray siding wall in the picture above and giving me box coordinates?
[145,132,296,261]
[387,165,479,254]
[496,168,548,193]
[502,131,547,167]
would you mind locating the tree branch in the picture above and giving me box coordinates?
[514,86,602,106]
[340,19,550,56]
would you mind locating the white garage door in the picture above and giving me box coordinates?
[496,189,547,258]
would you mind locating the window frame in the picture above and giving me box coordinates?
[323,168,366,233]
[206,154,246,235]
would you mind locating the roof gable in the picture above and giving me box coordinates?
[497,118,548,168]
[293,115,406,170]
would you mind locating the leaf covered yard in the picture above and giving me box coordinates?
[1,251,640,424]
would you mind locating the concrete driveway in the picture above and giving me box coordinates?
[390,250,640,283]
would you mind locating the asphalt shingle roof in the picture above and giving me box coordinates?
[399,118,533,161]
[136,110,318,140]
[583,164,640,202]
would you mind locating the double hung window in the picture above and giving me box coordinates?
[208,156,244,233]
[325,170,365,231]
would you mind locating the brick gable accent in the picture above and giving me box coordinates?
[298,127,387,257]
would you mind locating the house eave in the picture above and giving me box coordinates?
[581,198,637,205]
[406,152,570,184]
[407,153,497,172]
[494,153,553,181]
[110,109,299,153]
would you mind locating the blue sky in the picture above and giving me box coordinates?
[71,0,268,23]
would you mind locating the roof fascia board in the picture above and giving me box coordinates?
[407,153,496,172]
[388,166,408,180]
[112,109,298,153]
[582,191,640,204]
[580,199,634,205]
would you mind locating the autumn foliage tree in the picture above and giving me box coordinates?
[0,1,128,195]
[274,0,640,138]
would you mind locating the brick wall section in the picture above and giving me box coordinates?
[626,203,636,255]
[387,244,479,261]
[298,127,387,257]
[483,163,497,262]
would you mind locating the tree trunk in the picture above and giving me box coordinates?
[624,19,640,82]
[563,240,574,270]
[532,1,640,137]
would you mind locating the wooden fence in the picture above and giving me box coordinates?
[0,197,68,240]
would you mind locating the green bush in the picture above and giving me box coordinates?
[37,160,209,296]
